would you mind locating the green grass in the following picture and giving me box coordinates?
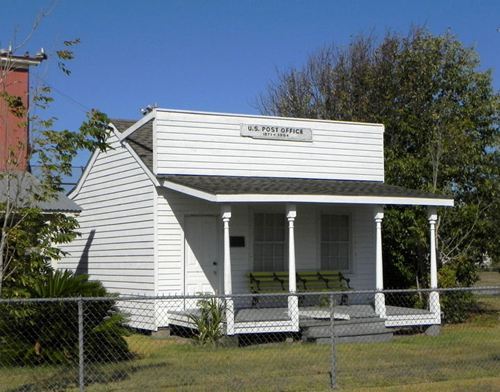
[1,295,499,391]
[476,271,500,286]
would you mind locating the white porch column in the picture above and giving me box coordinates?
[374,206,386,318]
[286,204,299,331]
[222,205,235,334]
[428,207,441,322]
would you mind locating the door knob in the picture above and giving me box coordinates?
[213,261,218,266]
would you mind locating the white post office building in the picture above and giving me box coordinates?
[58,108,453,334]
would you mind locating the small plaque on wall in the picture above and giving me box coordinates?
[230,236,245,247]
[241,124,313,142]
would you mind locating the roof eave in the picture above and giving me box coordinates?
[162,180,454,207]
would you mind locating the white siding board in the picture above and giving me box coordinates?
[76,182,153,200]
[58,134,157,329]
[83,269,154,275]
[59,262,156,270]
[69,227,154,238]
[91,157,136,172]
[160,168,382,181]
[83,167,146,185]
[70,203,152,219]
[156,129,383,145]
[158,155,383,170]
[119,300,156,330]
[155,112,382,133]
[157,147,384,164]
[92,153,129,167]
[89,159,140,175]
[67,236,153,246]
[70,220,153,232]
[156,139,383,158]
[77,173,153,194]
[101,282,155,291]
[63,241,153,251]
[155,111,384,181]
[63,249,153,258]
[76,213,153,226]
[75,188,153,205]
[156,134,382,152]
[60,255,155,265]
[157,161,383,175]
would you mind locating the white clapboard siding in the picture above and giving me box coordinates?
[156,191,252,297]
[156,188,220,296]
[155,110,384,181]
[58,134,157,328]
[118,299,156,330]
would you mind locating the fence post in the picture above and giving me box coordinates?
[330,293,337,389]
[78,298,84,392]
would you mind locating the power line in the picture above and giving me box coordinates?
[31,73,92,113]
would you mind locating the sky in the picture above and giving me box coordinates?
[1,0,499,170]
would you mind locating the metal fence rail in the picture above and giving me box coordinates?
[0,286,499,391]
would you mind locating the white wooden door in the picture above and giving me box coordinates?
[184,216,219,295]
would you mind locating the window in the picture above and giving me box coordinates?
[253,213,285,271]
[320,215,350,271]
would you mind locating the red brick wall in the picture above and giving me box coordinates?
[0,67,29,171]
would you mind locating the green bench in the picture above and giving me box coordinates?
[297,271,351,292]
[248,271,351,305]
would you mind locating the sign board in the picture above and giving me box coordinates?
[240,124,313,142]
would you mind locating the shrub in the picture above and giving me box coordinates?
[439,263,478,324]
[440,290,477,324]
[0,270,131,366]
[188,297,225,346]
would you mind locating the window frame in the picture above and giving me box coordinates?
[251,211,287,272]
[318,213,353,273]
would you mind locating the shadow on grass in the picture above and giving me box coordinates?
[85,361,169,385]
[6,367,77,392]
[6,362,169,392]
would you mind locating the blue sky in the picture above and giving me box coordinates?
[1,0,499,169]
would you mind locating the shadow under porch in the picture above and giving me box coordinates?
[167,300,435,343]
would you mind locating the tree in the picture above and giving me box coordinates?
[259,28,499,288]
[0,24,111,297]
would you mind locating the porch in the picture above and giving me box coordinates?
[168,301,436,340]
[217,200,441,335]
[161,175,453,335]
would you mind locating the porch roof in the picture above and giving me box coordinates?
[0,172,81,213]
[161,175,454,207]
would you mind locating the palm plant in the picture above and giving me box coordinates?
[0,270,131,365]
[188,297,225,346]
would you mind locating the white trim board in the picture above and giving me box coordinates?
[161,180,454,207]
[118,110,156,141]
[121,140,159,186]
[157,108,384,128]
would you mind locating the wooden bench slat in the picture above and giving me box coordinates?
[248,270,351,294]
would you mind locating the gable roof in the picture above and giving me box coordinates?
[110,119,136,132]
[0,172,81,212]
[111,118,153,172]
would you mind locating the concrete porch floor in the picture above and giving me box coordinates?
[168,304,434,328]
[234,304,432,322]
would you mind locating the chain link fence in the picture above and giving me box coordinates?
[1,286,499,391]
